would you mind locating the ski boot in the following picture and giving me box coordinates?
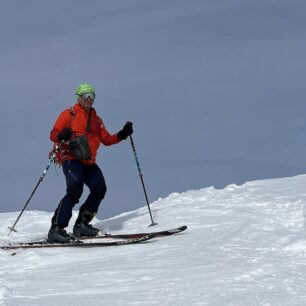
[48,225,75,243]
[73,209,100,238]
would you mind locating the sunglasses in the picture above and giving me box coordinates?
[81,92,95,100]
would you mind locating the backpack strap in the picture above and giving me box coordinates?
[67,106,76,128]
[85,109,92,134]
[66,105,91,133]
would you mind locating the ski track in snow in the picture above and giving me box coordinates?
[1,175,306,305]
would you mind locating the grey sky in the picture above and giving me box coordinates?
[1,0,306,220]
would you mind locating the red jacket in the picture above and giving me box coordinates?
[50,103,121,165]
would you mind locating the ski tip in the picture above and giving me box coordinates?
[168,225,188,234]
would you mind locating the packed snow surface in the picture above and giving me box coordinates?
[1,175,306,305]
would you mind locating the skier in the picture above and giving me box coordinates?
[48,83,133,243]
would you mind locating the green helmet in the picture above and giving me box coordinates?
[75,83,96,97]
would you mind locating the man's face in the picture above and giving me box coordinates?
[78,92,95,110]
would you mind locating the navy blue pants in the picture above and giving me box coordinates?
[51,160,107,227]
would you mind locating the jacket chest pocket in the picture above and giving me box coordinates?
[70,115,87,134]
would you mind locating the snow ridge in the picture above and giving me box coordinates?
[1,175,306,305]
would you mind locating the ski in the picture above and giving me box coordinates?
[1,225,187,250]
[80,225,188,240]
[0,235,152,250]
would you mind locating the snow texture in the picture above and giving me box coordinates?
[1,175,306,305]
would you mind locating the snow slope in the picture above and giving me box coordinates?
[1,175,306,305]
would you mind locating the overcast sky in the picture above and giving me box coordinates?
[1,0,306,221]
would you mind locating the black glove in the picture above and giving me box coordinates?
[57,127,73,142]
[117,122,133,140]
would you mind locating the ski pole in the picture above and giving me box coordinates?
[129,135,157,227]
[8,142,64,236]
